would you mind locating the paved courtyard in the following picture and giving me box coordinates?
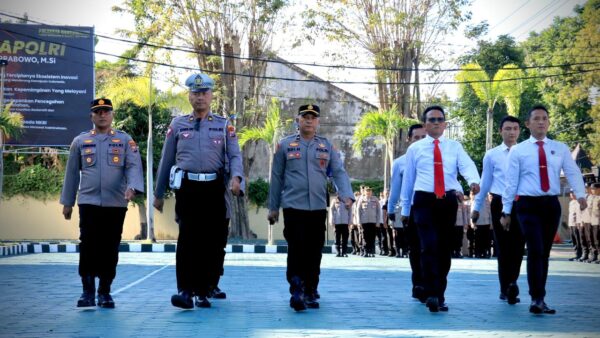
[1,245,599,338]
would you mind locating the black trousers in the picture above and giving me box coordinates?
[78,204,127,282]
[589,225,600,256]
[515,196,561,300]
[570,226,582,258]
[406,211,423,288]
[580,223,592,255]
[452,226,464,252]
[175,177,226,296]
[350,226,360,253]
[413,191,457,302]
[283,208,326,294]
[393,227,408,255]
[334,224,350,254]
[490,194,524,293]
[362,223,376,254]
[475,225,491,257]
[376,226,388,253]
[386,227,395,254]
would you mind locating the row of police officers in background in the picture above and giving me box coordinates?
[60,72,590,316]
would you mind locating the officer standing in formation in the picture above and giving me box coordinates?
[153,73,244,309]
[400,106,481,312]
[501,105,587,314]
[387,123,427,301]
[61,98,144,308]
[357,187,381,257]
[472,115,525,305]
[329,192,352,257]
[268,104,354,312]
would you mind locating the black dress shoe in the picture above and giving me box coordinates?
[499,292,507,301]
[304,293,320,309]
[439,302,449,312]
[77,292,96,307]
[97,293,115,308]
[568,256,581,261]
[542,302,556,314]
[412,286,425,302]
[209,286,227,299]
[171,291,194,309]
[195,295,211,308]
[426,297,439,312]
[289,293,306,311]
[506,283,520,305]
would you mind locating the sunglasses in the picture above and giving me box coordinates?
[427,117,445,123]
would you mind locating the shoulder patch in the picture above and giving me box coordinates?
[128,140,139,152]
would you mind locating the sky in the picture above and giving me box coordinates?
[0,0,589,105]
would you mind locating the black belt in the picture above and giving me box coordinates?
[416,190,456,199]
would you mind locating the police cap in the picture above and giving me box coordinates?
[91,98,113,112]
[298,104,320,117]
[185,73,214,92]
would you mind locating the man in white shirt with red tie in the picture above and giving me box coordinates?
[501,105,587,315]
[400,106,481,313]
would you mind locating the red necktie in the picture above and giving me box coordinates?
[536,141,550,192]
[433,139,445,198]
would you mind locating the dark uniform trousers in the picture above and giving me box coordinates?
[362,223,377,254]
[78,204,127,285]
[490,194,524,293]
[413,191,458,302]
[580,223,592,257]
[283,208,326,294]
[474,225,491,257]
[406,210,423,288]
[570,226,583,258]
[376,226,388,253]
[175,176,226,297]
[514,196,560,300]
[350,226,360,253]
[334,224,350,254]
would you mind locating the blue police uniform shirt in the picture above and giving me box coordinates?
[268,133,353,211]
[387,155,407,214]
[60,129,144,208]
[502,136,586,213]
[473,143,510,212]
[400,135,480,217]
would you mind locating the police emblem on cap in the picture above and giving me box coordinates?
[308,104,313,110]
[99,99,105,105]
[194,75,203,86]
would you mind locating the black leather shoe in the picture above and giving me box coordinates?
[304,293,320,309]
[542,302,556,314]
[568,256,581,261]
[195,296,211,308]
[579,254,589,262]
[506,283,520,305]
[439,302,449,312]
[499,292,507,301]
[426,297,439,312]
[289,293,306,311]
[171,291,193,309]
[529,300,543,314]
[412,286,425,302]
[209,286,226,299]
[77,292,96,307]
[97,293,115,308]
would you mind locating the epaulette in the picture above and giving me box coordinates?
[211,114,227,120]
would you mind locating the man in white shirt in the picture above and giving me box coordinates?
[472,115,524,305]
[400,106,481,312]
[501,105,587,315]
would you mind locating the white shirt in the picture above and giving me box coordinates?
[502,136,586,213]
[400,135,480,216]
[473,143,510,212]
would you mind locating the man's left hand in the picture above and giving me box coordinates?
[470,183,480,195]
[125,188,136,201]
[578,197,587,211]
[231,176,241,196]
[343,197,352,209]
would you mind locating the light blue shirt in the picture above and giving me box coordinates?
[502,136,586,213]
[387,155,406,214]
[400,135,480,216]
[473,143,510,212]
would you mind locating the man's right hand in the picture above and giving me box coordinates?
[153,198,164,213]
[388,213,396,222]
[471,210,479,224]
[500,214,511,231]
[62,206,73,220]
[268,210,279,225]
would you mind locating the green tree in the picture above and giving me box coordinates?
[353,106,417,187]
[0,102,24,201]
[455,63,525,150]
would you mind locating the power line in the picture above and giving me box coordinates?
[1,11,599,74]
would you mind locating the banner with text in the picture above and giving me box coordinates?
[0,23,94,146]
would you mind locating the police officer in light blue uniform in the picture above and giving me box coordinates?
[61,98,144,309]
[154,73,244,309]
[268,104,354,311]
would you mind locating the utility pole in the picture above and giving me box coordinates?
[0,60,8,203]
[146,74,155,242]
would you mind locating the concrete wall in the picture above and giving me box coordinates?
[0,196,338,242]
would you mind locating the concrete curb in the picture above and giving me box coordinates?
[0,242,338,257]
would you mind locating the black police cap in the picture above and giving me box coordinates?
[91,98,113,112]
[298,104,320,117]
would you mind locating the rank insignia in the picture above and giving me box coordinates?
[90,130,96,135]
[128,140,139,152]
[112,148,120,154]
[213,139,222,145]
[182,132,191,139]
[166,126,173,138]
[109,130,116,135]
